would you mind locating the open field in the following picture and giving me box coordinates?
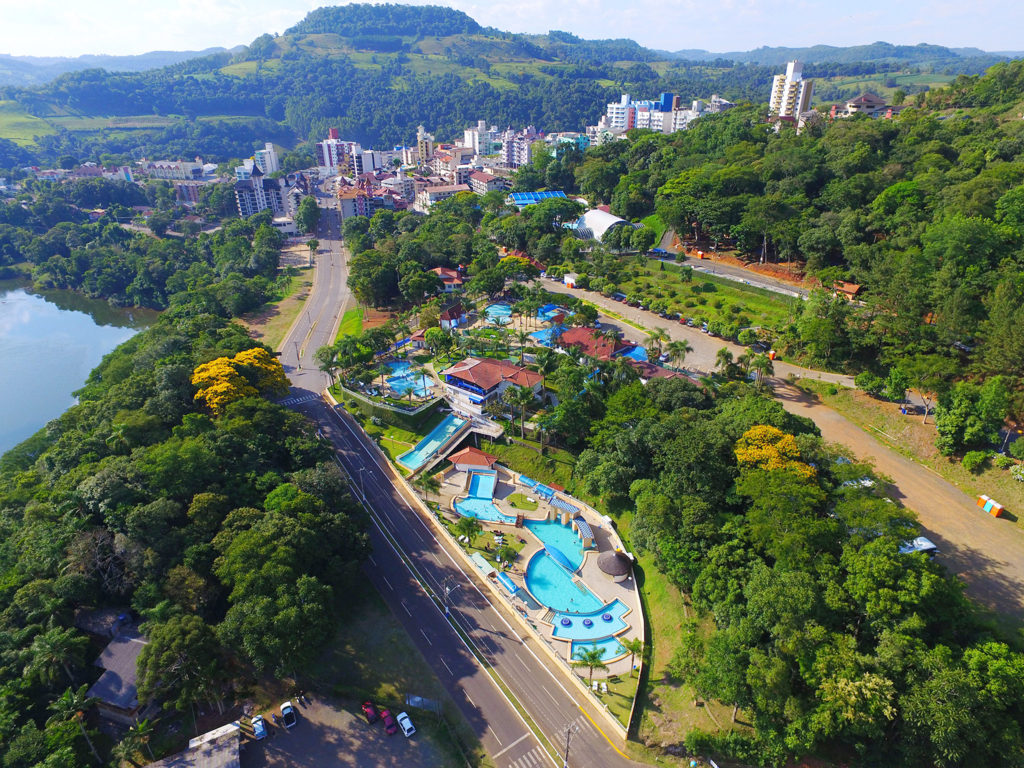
[335,306,364,342]
[0,101,56,145]
[813,72,957,103]
[237,268,314,350]
[44,114,180,132]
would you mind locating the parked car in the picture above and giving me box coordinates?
[251,715,267,740]
[701,323,709,333]
[280,701,297,729]
[658,353,670,363]
[361,701,380,724]
[594,320,601,328]
[397,711,416,737]
[686,319,694,327]
[900,536,939,559]
[382,709,398,735]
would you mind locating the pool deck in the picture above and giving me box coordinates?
[433,463,643,679]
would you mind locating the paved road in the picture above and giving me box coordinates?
[276,200,633,768]
[541,280,1024,620]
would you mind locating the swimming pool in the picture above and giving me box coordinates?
[468,471,496,498]
[550,599,629,640]
[397,413,466,470]
[484,304,513,324]
[571,636,627,663]
[525,551,603,613]
[386,361,433,398]
[618,345,648,362]
[537,303,567,323]
[529,325,565,347]
[525,519,586,569]
[455,470,514,523]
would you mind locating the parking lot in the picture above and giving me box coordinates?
[240,696,458,768]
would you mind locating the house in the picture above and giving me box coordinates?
[830,93,906,120]
[87,628,151,725]
[563,273,578,289]
[415,183,471,211]
[440,301,465,330]
[555,327,627,361]
[448,446,499,472]
[625,359,683,383]
[833,281,862,300]
[440,358,543,416]
[148,722,241,768]
[409,328,428,349]
[468,171,505,196]
[432,267,464,293]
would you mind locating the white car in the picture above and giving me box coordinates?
[396,711,416,737]
[251,715,267,740]
[280,701,297,729]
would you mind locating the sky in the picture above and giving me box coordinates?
[1,0,1023,58]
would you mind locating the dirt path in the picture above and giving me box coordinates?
[776,382,1024,621]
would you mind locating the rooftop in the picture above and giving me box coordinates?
[441,357,542,391]
[88,629,148,711]
[557,327,626,361]
[448,446,499,468]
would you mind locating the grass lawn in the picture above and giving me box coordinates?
[640,213,668,246]
[438,516,526,569]
[798,379,1024,525]
[0,101,57,145]
[506,493,538,511]
[308,574,493,768]
[335,306,364,342]
[480,438,577,489]
[236,267,314,350]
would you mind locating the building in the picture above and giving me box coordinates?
[87,628,150,725]
[448,446,499,472]
[432,267,464,293]
[415,183,470,212]
[506,190,567,209]
[463,120,503,156]
[141,160,203,181]
[500,127,537,169]
[440,300,466,330]
[172,181,203,206]
[148,722,241,768]
[439,358,543,416]
[253,142,279,175]
[770,61,814,117]
[316,130,359,177]
[548,132,590,158]
[416,125,435,166]
[234,167,308,218]
[554,326,628,361]
[381,168,416,202]
[563,272,578,288]
[468,171,505,196]
[830,93,907,120]
[571,208,633,241]
[833,281,862,300]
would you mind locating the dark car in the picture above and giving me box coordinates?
[361,701,380,724]
[382,709,398,735]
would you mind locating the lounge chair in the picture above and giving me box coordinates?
[601,682,608,694]
[591,680,598,691]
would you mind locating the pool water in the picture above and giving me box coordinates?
[386,361,433,398]
[550,599,629,640]
[484,304,513,324]
[397,413,466,470]
[525,552,603,613]
[529,325,565,347]
[537,303,568,323]
[525,520,585,568]
[618,345,648,362]
[468,471,496,498]
[571,636,627,663]
[456,470,513,523]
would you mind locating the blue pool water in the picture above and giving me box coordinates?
[397,413,466,470]
[551,599,629,639]
[525,520,586,568]
[618,345,648,362]
[456,470,514,523]
[386,361,433,398]
[468,471,496,498]
[571,636,627,663]
[484,303,513,324]
[537,303,568,322]
[525,551,603,613]
[529,325,565,347]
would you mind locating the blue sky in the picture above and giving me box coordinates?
[1,0,1022,58]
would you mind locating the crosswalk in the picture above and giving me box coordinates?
[508,747,547,768]
[278,393,319,406]
[506,716,601,768]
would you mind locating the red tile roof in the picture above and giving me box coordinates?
[626,359,681,381]
[440,302,463,321]
[441,358,542,391]
[432,267,463,285]
[448,446,498,468]
[556,327,625,361]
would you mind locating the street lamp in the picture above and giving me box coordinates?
[293,341,300,370]
[442,576,457,617]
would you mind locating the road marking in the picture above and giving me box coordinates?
[440,658,453,675]
[402,602,412,616]
[420,629,432,645]
[464,692,476,707]
[381,576,394,590]
[368,555,376,566]
[493,733,530,758]
[488,725,502,745]
[278,393,318,406]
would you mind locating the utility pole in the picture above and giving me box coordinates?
[562,722,578,768]
[293,341,300,370]
[357,466,365,499]
[441,576,457,617]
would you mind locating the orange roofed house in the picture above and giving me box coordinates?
[432,267,464,293]
[555,326,629,361]
[448,446,499,472]
[439,357,542,416]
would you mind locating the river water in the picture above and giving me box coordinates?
[0,280,157,456]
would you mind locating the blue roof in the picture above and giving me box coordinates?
[545,545,576,573]
[572,516,593,539]
[552,497,580,515]
[497,572,517,593]
[508,191,568,206]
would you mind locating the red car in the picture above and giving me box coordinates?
[381,709,398,735]
[361,701,379,724]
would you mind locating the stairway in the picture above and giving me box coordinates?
[541,609,555,623]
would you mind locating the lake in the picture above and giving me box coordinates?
[0,280,158,456]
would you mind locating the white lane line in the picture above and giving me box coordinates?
[488,725,502,745]
[492,733,530,759]
[402,602,412,616]
[382,576,394,590]
[368,555,376,566]
[420,629,433,645]
[464,691,476,707]
[441,658,454,675]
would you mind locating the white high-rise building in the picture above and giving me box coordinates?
[769,61,814,118]
[254,142,280,175]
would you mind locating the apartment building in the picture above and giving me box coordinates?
[439,358,542,416]
[468,171,505,196]
[415,183,471,212]
[141,160,203,180]
[234,167,309,219]
[769,61,814,117]
[253,143,279,175]
[500,127,537,169]
[463,120,502,156]
[416,125,435,166]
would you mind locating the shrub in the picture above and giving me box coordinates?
[855,371,887,397]
[1010,440,1024,461]
[684,299,696,308]
[696,297,707,305]
[826,385,839,396]
[711,299,724,309]
[729,304,742,315]
[994,454,1015,469]
[961,451,989,473]
[737,329,758,346]
[1012,464,1024,483]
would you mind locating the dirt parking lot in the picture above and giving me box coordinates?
[240,696,458,768]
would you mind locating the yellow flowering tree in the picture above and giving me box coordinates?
[734,425,816,479]
[192,348,289,414]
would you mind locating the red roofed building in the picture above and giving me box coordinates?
[448,446,499,472]
[468,171,506,196]
[440,301,465,330]
[440,358,543,415]
[626,359,682,383]
[555,326,627,361]
[432,267,464,293]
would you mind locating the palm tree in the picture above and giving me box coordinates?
[646,327,670,357]
[415,473,442,504]
[750,354,774,391]
[505,385,536,439]
[534,347,558,403]
[131,718,157,761]
[666,340,693,370]
[621,638,644,678]
[514,329,531,364]
[571,643,609,686]
[715,347,734,373]
[105,423,132,454]
[737,351,754,373]
[48,685,102,764]
[314,345,338,384]
[112,732,141,766]
[454,515,482,547]
[24,624,87,687]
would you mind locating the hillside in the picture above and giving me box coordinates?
[0,47,238,87]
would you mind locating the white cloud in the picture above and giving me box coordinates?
[0,0,1021,57]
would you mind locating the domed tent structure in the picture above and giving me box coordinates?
[597,550,633,583]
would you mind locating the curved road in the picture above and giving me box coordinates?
[276,199,635,768]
